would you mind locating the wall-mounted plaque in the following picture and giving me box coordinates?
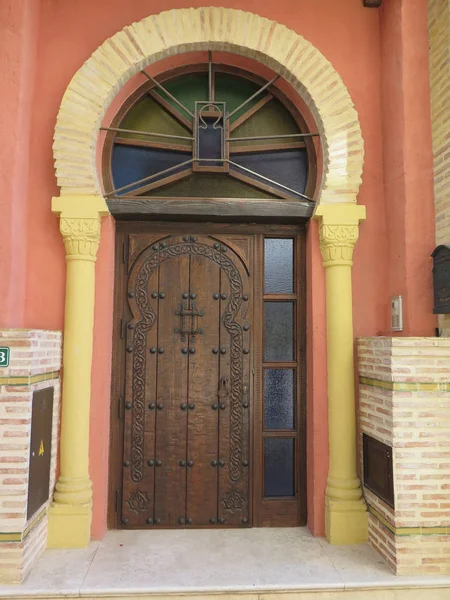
[363,433,394,508]
[27,388,54,520]
[432,245,450,314]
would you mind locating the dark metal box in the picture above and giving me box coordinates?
[432,245,450,314]
[363,433,394,508]
[27,388,54,520]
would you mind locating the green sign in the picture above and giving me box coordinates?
[0,347,10,367]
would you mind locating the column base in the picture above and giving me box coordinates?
[325,496,368,545]
[47,501,92,548]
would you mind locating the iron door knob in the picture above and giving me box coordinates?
[147,460,154,466]
[180,403,187,410]
[155,459,162,467]
[187,460,194,467]
[179,460,186,467]
[125,402,132,410]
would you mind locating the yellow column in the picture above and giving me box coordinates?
[47,195,109,548]
[314,203,368,545]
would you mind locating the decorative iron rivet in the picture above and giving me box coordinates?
[128,292,135,298]
[243,294,249,301]
[210,518,217,524]
[187,460,194,467]
[190,293,196,299]
[150,347,157,354]
[214,243,220,250]
[146,518,153,525]
[122,518,129,525]
[243,348,249,355]
[151,292,158,299]
[212,348,219,355]
[218,517,225,524]
[158,347,165,354]
[212,403,219,410]
[126,345,133,353]
[219,402,226,410]
[179,460,186,467]
[221,246,227,252]
[157,403,163,410]
[179,517,186,525]
[220,293,227,300]
[220,347,227,354]
[180,403,187,411]
[242,518,248,524]
[125,402,132,410]
[128,323,134,330]
[183,236,190,242]
[211,460,218,467]
[198,328,203,335]
[147,460,154,467]
[152,244,159,251]
[148,403,155,410]
[186,518,192,525]
[181,348,188,355]
[213,293,219,300]
[159,292,165,299]
[243,324,250,331]
[188,403,195,410]
[160,242,167,248]
[182,292,189,299]
[242,460,249,467]
[154,518,161,525]
[219,460,225,467]
[189,348,196,354]
[191,236,197,242]
[123,461,130,467]
[242,403,249,409]
[155,459,162,467]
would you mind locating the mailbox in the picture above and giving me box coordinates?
[27,388,54,520]
[431,245,450,314]
[363,434,394,508]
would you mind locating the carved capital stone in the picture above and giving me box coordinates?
[319,224,360,267]
[314,203,366,269]
[60,217,101,261]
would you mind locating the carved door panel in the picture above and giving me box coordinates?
[119,233,252,528]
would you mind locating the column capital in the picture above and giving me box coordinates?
[314,203,366,267]
[52,194,109,261]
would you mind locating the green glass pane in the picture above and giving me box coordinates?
[230,100,300,148]
[214,73,261,122]
[119,97,191,147]
[143,173,278,198]
[153,73,209,117]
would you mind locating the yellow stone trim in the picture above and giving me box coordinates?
[0,508,47,543]
[0,371,60,386]
[369,506,450,537]
[52,7,364,204]
[360,376,450,392]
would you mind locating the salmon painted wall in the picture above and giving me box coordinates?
[10,0,432,539]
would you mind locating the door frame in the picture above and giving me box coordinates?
[107,221,307,529]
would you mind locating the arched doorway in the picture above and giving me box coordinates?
[105,61,314,529]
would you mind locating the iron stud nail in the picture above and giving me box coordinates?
[242,460,249,467]
[152,244,158,251]
[151,292,158,299]
[211,460,218,467]
[155,459,162,467]
[212,403,219,410]
[190,293,196,299]
[148,403,155,410]
[219,402,226,410]
[210,518,217,524]
[219,460,225,467]
[183,236,190,242]
[186,518,192,525]
[192,236,197,242]
[218,517,225,524]
[125,402,132,410]
[127,292,135,298]
[146,518,153,525]
[179,460,186,467]
[214,243,220,250]
[243,324,250,331]
[160,242,167,248]
[182,292,189,299]
[189,348,196,354]
[150,347,157,354]
[180,403,187,411]
[188,403,195,410]
[159,292,165,299]
[181,348,188,354]
[187,460,194,467]
[243,294,249,301]
[179,517,186,524]
[242,518,248,524]
[126,345,133,353]
[221,246,227,252]
[220,347,227,354]
[154,518,161,524]
[147,460,154,466]
[127,322,134,329]
[220,293,227,300]
[157,403,163,410]
[243,348,249,354]
[242,402,249,409]
[122,518,129,525]
[158,347,165,354]
[123,461,130,467]
[212,348,219,354]
[213,293,219,300]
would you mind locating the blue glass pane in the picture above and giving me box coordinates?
[112,145,190,196]
[264,438,295,497]
[232,149,308,198]
[264,369,295,430]
[264,238,294,294]
[264,302,294,362]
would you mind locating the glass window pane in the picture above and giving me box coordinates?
[264,238,294,294]
[264,302,294,361]
[264,369,295,430]
[264,438,295,497]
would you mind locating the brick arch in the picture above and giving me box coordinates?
[53,7,364,204]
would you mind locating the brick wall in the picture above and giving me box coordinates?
[0,330,62,583]
[358,337,450,575]
[428,0,450,336]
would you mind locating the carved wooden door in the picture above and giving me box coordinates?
[120,233,252,528]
